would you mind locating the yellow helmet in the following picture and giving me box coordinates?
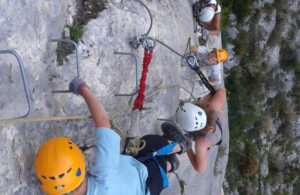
[34,137,86,195]
[216,49,228,63]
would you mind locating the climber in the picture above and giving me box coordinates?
[34,77,191,195]
[162,88,226,173]
[132,132,191,195]
[193,0,222,37]
[190,45,227,86]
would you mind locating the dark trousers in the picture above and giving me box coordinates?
[136,135,169,195]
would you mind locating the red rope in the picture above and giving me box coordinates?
[133,48,153,110]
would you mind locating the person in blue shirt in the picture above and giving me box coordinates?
[34,77,191,195]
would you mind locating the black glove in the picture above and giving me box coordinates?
[69,77,87,95]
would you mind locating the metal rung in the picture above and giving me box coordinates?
[114,52,139,96]
[0,50,32,119]
[48,39,81,94]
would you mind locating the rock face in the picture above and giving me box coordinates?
[223,0,300,194]
[0,0,228,194]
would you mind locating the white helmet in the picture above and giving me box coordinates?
[176,102,207,132]
[199,7,215,23]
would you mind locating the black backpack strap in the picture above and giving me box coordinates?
[192,2,202,17]
[215,119,223,145]
[214,1,219,12]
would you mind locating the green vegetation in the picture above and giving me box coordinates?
[54,0,107,65]
[223,0,300,193]
[239,155,259,177]
[68,25,84,43]
[220,0,251,25]
[266,13,284,46]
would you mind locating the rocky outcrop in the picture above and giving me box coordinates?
[223,0,300,194]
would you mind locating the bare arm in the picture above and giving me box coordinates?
[207,88,226,112]
[187,138,211,173]
[209,12,221,36]
[80,86,111,128]
[196,93,213,108]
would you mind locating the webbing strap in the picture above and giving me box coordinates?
[133,48,153,110]
[137,141,178,162]
[155,141,178,156]
[153,157,169,188]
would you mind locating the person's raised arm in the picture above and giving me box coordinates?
[69,77,111,128]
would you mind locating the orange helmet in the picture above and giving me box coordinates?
[216,49,228,63]
[34,137,86,195]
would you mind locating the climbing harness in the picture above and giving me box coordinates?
[0,50,32,119]
[137,141,178,188]
[48,39,81,93]
[182,54,216,95]
[113,52,139,96]
[123,139,178,189]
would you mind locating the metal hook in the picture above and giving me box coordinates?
[0,50,32,119]
[48,39,81,93]
[182,54,199,71]
[114,52,139,96]
[129,0,154,49]
[134,0,153,37]
[142,36,156,50]
[183,37,192,56]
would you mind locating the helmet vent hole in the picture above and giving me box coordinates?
[58,173,65,179]
[41,175,47,179]
[198,111,202,116]
[69,146,73,150]
[76,168,81,176]
[55,185,65,190]
[67,168,72,174]
[68,142,72,145]
[49,176,55,180]
[195,117,198,121]
[196,122,198,125]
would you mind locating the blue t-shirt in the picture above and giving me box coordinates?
[87,128,149,195]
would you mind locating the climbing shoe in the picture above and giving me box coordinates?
[166,154,180,173]
[161,122,192,154]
